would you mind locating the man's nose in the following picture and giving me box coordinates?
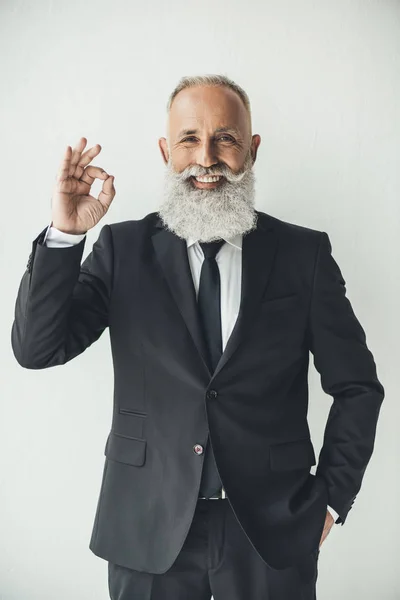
[195,139,219,169]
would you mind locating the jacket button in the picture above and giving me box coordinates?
[207,390,218,400]
[193,444,204,455]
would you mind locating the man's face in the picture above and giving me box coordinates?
[157,85,261,243]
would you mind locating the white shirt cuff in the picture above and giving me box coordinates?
[44,223,86,247]
[327,504,340,523]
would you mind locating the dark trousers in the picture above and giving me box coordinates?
[108,498,320,600]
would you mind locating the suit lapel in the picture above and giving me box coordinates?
[151,224,211,377]
[151,211,279,380]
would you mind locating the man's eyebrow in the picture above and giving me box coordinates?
[177,127,241,138]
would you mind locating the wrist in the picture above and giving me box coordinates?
[51,222,87,235]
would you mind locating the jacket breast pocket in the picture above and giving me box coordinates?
[104,431,147,467]
[269,437,316,471]
[260,293,299,310]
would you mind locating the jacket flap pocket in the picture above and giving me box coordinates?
[104,431,147,467]
[269,437,316,471]
[261,293,298,309]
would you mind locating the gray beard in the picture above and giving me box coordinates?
[157,150,258,243]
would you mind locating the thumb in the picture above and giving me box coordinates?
[98,174,115,211]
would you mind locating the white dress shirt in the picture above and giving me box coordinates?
[43,224,340,524]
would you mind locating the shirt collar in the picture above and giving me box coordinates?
[186,233,243,251]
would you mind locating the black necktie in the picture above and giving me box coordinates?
[197,239,225,497]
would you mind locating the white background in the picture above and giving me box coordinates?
[1,0,398,598]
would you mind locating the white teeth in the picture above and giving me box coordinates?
[195,176,221,183]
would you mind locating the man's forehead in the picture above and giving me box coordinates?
[167,86,250,140]
[171,84,241,108]
[170,87,246,116]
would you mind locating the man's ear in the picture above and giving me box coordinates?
[158,138,169,165]
[251,134,261,164]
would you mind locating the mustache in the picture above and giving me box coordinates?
[166,150,254,185]
[174,165,248,184]
[181,166,226,179]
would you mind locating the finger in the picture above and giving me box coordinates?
[56,145,72,182]
[69,137,87,177]
[79,165,109,186]
[97,175,115,211]
[74,144,102,181]
[77,144,102,171]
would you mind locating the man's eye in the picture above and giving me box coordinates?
[181,136,234,143]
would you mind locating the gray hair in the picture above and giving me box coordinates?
[166,74,252,139]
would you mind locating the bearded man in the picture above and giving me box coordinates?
[12,74,384,600]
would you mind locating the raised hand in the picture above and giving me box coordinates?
[51,137,116,234]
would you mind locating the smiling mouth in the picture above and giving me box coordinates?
[191,176,225,188]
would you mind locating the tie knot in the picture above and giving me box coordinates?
[199,239,225,259]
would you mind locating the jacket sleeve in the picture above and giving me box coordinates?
[11,223,113,369]
[308,231,384,525]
